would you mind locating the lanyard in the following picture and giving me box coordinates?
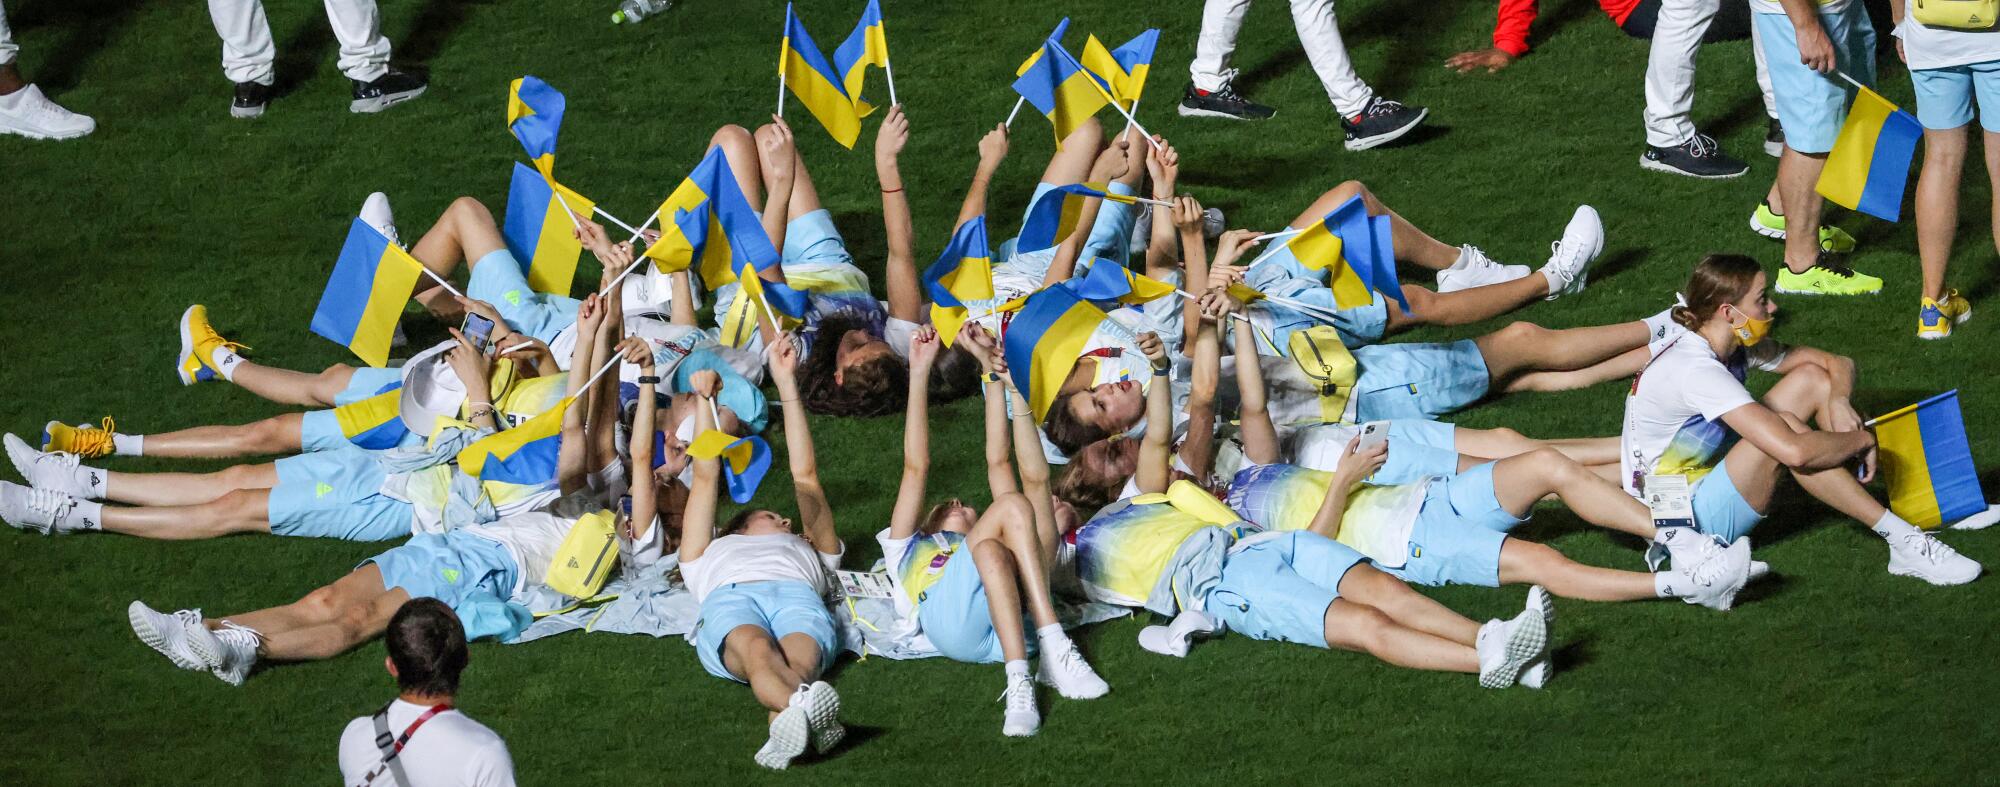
[387,703,454,754]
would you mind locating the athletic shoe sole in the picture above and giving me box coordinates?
[1749,213,1787,240]
[1888,563,1982,586]
[128,602,209,671]
[0,119,93,140]
[1478,612,1547,689]
[1918,305,1973,339]
[177,306,200,385]
[350,87,426,114]
[1176,103,1275,121]
[753,706,811,770]
[1774,284,1881,296]
[2,434,37,486]
[1345,108,1428,151]
[1639,154,1747,179]
[800,681,844,754]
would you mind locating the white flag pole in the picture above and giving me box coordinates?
[880,6,899,106]
[1005,96,1026,128]
[599,209,663,294]
[777,5,792,119]
[574,354,625,400]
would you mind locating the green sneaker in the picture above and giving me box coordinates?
[1774,255,1882,296]
[1749,201,1856,252]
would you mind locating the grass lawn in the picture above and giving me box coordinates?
[4,0,1998,782]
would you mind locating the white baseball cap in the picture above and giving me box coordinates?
[397,341,469,437]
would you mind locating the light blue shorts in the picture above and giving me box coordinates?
[1911,60,2000,132]
[267,446,413,541]
[1352,340,1491,423]
[998,181,1140,264]
[1377,418,1462,484]
[1206,531,1369,648]
[467,248,581,343]
[1244,242,1391,351]
[1755,6,1876,153]
[694,580,839,683]
[298,367,407,453]
[783,209,853,266]
[916,548,1014,664]
[1387,463,1521,588]
[1692,458,1766,543]
[365,530,518,610]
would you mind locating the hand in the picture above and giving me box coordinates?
[445,328,494,393]
[976,123,1009,170]
[615,335,656,373]
[1214,228,1261,267]
[689,369,723,399]
[1207,263,1247,292]
[574,220,614,256]
[1089,134,1131,182]
[1334,435,1389,485]
[957,323,1000,374]
[576,293,606,336]
[908,325,941,369]
[1826,397,1863,434]
[1146,137,1179,199]
[1795,22,1835,73]
[874,104,909,163]
[455,298,515,343]
[1136,331,1168,370]
[1171,196,1205,234]
[1896,38,1906,65]
[594,240,637,278]
[497,335,555,373]
[1444,48,1515,74]
[766,333,802,381]
[760,115,797,184]
[1198,289,1241,323]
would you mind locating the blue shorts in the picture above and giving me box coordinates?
[1352,340,1491,423]
[467,248,581,343]
[299,367,408,453]
[1755,6,1876,153]
[915,549,1011,664]
[1387,463,1521,587]
[998,181,1140,264]
[694,580,839,683]
[365,530,518,610]
[267,447,413,541]
[1692,459,1766,543]
[1378,419,1462,484]
[1244,242,1391,351]
[1911,60,2000,132]
[783,209,854,267]
[1206,531,1368,648]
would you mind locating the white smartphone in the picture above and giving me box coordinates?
[1355,421,1389,453]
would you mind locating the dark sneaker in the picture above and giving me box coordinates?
[230,81,271,119]
[350,68,427,114]
[1341,96,1427,151]
[1764,117,1784,158]
[1640,133,1748,179]
[1177,81,1275,120]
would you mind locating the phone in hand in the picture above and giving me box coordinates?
[1355,421,1389,454]
[462,313,496,355]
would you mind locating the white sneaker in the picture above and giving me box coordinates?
[1037,638,1110,699]
[1886,529,1982,586]
[0,84,95,140]
[1675,536,1753,610]
[1748,560,1772,582]
[1000,673,1041,737]
[1435,245,1530,293]
[0,480,86,534]
[1539,205,1604,300]
[753,705,811,770]
[1136,608,1222,658]
[127,601,211,671]
[793,681,844,754]
[1950,504,2000,531]
[361,192,401,247]
[1518,585,1557,690]
[4,434,100,499]
[203,623,262,686]
[1475,607,1548,689]
[1647,526,1723,573]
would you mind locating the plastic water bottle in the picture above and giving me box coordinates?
[612,0,671,24]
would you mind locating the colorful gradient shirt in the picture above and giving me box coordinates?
[1224,464,1431,568]
[1620,333,1787,498]
[875,529,967,617]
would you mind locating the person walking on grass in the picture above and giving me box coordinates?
[206,0,426,118]
[0,0,92,140]
[1892,0,1985,339]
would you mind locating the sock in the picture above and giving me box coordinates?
[1653,525,1694,545]
[210,348,245,381]
[1035,624,1067,649]
[1448,245,1475,272]
[111,433,143,457]
[1004,659,1030,681]
[73,465,107,499]
[1654,571,1679,598]
[1871,511,1918,539]
[72,500,104,530]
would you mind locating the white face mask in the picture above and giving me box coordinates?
[672,414,697,487]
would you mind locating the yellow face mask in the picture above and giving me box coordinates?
[1728,306,1774,347]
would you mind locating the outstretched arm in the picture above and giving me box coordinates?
[1141,137,1180,282]
[620,337,667,545]
[1133,332,1176,495]
[958,124,1010,227]
[768,335,841,555]
[1209,278,1278,464]
[757,116,797,287]
[960,325,1020,497]
[1172,197,1211,349]
[887,327,942,540]
[877,106,923,323]
[1179,296,1225,480]
[678,387,722,563]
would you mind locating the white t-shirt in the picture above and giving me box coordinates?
[1620,334,1788,498]
[459,490,607,598]
[338,700,515,787]
[680,533,842,603]
[1896,17,2000,70]
[884,315,920,360]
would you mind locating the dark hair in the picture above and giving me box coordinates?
[1671,254,1764,331]
[927,344,984,403]
[722,508,762,536]
[801,314,909,417]
[385,598,469,698]
[1043,391,1111,455]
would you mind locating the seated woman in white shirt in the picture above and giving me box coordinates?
[676,335,847,771]
[338,598,516,787]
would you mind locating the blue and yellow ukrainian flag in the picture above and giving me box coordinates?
[459,396,571,485]
[1003,282,1108,421]
[1874,390,1989,530]
[331,381,411,450]
[507,76,565,178]
[689,430,774,504]
[1080,29,1159,110]
[1285,194,1407,313]
[1012,20,1110,146]
[644,147,782,289]
[1017,182,1137,253]
[1817,86,1922,222]
[781,3,862,148]
[501,162,598,296]
[834,0,889,117]
[1070,255,1173,307]
[312,219,426,368]
[923,217,994,344]
[719,262,805,347]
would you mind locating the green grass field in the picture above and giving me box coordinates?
[5,0,1998,782]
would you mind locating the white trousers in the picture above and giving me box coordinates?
[1189,0,1374,116]
[0,1,17,67]
[206,0,391,85]
[1643,0,1778,147]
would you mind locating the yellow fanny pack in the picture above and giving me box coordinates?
[1287,326,1358,423]
[1129,480,1242,525]
[543,510,620,601]
[1914,0,1998,29]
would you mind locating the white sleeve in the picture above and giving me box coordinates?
[817,543,845,571]
[884,316,922,360]
[875,528,910,572]
[1745,340,1790,372]
[336,718,373,786]
[467,738,518,787]
[620,514,668,571]
[1681,359,1758,422]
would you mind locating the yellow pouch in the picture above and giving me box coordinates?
[543,510,619,600]
[1129,480,1240,525]
[1914,0,1998,29]
[1287,326,1358,423]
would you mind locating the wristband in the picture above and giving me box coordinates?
[636,375,661,385]
[1152,365,1170,377]
[985,372,1002,383]
[881,186,904,194]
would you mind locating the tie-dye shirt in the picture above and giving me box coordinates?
[1620,332,1788,498]
[874,529,968,617]
[785,263,887,361]
[1224,464,1431,568]
[1072,499,1260,610]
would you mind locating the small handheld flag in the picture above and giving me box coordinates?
[507,76,565,178]
[643,147,782,288]
[688,431,774,504]
[1816,84,1922,222]
[1017,182,1137,253]
[459,395,573,485]
[1002,282,1108,421]
[330,381,410,450]
[1282,195,1406,313]
[834,0,892,115]
[1012,22,1110,147]
[1871,390,1991,529]
[501,162,599,296]
[923,217,994,345]
[312,219,426,368]
[1080,29,1160,110]
[780,3,863,148]
[1070,256,1173,307]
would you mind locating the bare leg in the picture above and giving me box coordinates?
[722,626,811,714]
[1322,601,1478,673]
[1490,448,1654,538]
[104,464,277,506]
[1452,427,1620,467]
[1501,346,1649,393]
[1498,539,1661,601]
[408,197,509,317]
[219,564,395,637]
[1287,180,1460,270]
[125,415,303,460]
[221,566,408,662]
[1986,132,2000,270]
[100,489,275,539]
[1040,116,1105,185]
[1335,564,1480,645]
[228,363,355,407]
[756,123,825,221]
[1384,278,1555,333]
[1474,320,1650,383]
[1915,125,1967,303]
[968,493,1061,629]
[709,125,766,205]
[971,540,1031,662]
[776,632,826,684]
[1775,148,1829,274]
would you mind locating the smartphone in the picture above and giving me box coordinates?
[462,313,496,354]
[1355,421,1389,453]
